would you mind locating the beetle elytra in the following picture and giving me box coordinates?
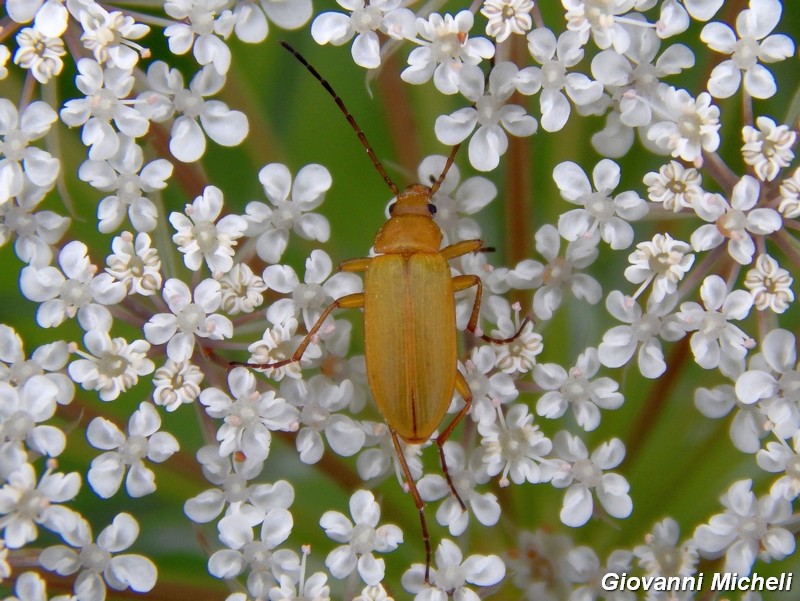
[241,42,530,583]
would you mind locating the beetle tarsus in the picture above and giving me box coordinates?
[437,441,467,512]
[480,315,532,344]
[230,358,295,370]
[390,429,434,585]
[435,372,473,514]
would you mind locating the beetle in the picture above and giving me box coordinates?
[240,41,530,582]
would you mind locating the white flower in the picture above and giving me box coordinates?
[320,490,402,585]
[690,176,782,265]
[13,27,65,84]
[481,0,534,43]
[401,11,495,95]
[105,231,163,297]
[634,517,698,580]
[60,59,148,161]
[263,249,361,333]
[311,0,415,69]
[0,99,59,204]
[563,0,638,53]
[453,253,512,309]
[694,384,770,454]
[401,538,505,599]
[478,403,553,486]
[0,174,70,266]
[624,233,694,302]
[534,348,624,431]
[170,186,247,273]
[6,0,68,36]
[0,324,73,402]
[567,547,634,601]
[518,28,603,132]
[39,513,157,600]
[0,375,64,456]
[744,253,794,313]
[19,240,127,328]
[778,167,800,218]
[209,507,299,593]
[76,2,150,69]
[554,159,648,250]
[231,0,312,44]
[734,328,800,440]
[647,87,720,163]
[269,546,330,601]
[551,432,632,527]
[700,0,794,99]
[656,0,723,39]
[757,432,800,501]
[78,137,172,233]
[491,311,543,375]
[68,329,155,402]
[217,263,267,314]
[416,155,496,245]
[741,116,796,182]
[352,583,392,601]
[137,62,248,162]
[184,446,291,523]
[144,277,233,362]
[598,291,685,379]
[418,441,500,536]
[4,571,71,601]
[436,62,537,171]
[508,224,602,321]
[591,25,695,130]
[152,358,203,411]
[0,462,81,548]
[643,161,703,211]
[245,163,332,264]
[86,402,179,498]
[245,318,315,381]
[693,479,795,573]
[0,46,9,80]
[183,450,255,521]
[164,0,236,73]
[281,375,364,464]
[590,112,633,160]
[677,275,754,375]
[355,422,424,484]
[504,529,575,599]
[462,344,519,426]
[200,367,298,462]
[590,16,697,158]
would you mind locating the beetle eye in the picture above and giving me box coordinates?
[388,203,396,214]
[428,203,437,215]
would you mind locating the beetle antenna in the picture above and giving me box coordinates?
[429,142,461,196]
[280,41,400,197]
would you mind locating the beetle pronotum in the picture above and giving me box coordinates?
[241,41,530,583]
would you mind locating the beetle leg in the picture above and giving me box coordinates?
[233,293,365,369]
[452,275,532,344]
[339,257,372,272]
[435,371,472,513]
[390,430,433,585]
[440,239,484,261]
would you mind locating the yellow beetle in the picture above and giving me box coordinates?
[242,42,529,582]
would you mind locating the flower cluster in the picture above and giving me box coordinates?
[0,0,798,599]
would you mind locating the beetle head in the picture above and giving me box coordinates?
[374,184,443,254]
